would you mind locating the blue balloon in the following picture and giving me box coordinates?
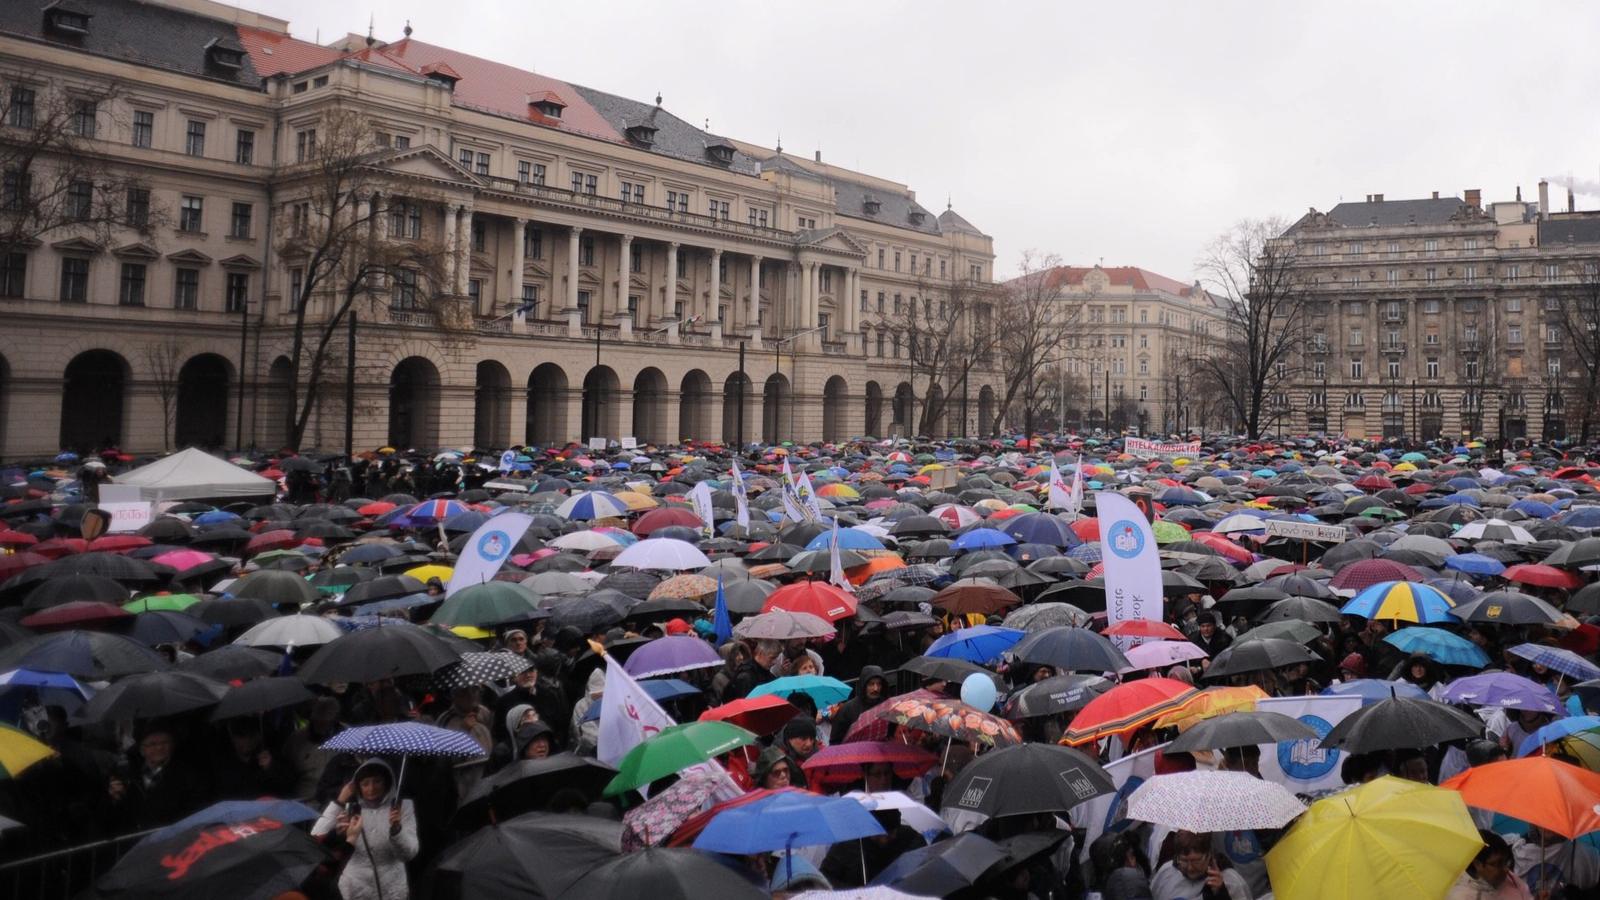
[959,672,997,712]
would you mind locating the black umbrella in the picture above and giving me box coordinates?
[94,807,326,900]
[210,677,315,720]
[1318,695,1483,753]
[564,846,766,900]
[82,671,229,723]
[178,645,282,681]
[296,623,460,684]
[1002,674,1112,719]
[871,831,1008,895]
[940,743,1113,829]
[1166,710,1320,752]
[1203,638,1319,678]
[432,812,622,900]
[229,569,319,606]
[454,757,621,829]
[0,630,168,679]
[898,655,1001,688]
[1008,626,1130,674]
[21,573,132,611]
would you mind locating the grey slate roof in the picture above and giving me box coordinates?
[567,84,761,177]
[0,0,265,89]
[1540,215,1600,245]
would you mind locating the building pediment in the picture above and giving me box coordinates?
[166,248,212,265]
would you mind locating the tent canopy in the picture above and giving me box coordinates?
[113,448,277,503]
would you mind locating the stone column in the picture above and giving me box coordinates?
[665,241,680,322]
[748,255,763,334]
[708,249,723,324]
[456,205,473,298]
[566,225,582,315]
[617,233,633,324]
[440,205,458,294]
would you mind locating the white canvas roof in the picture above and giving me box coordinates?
[113,448,277,503]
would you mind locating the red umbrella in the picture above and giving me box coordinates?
[800,740,937,786]
[0,529,38,548]
[245,530,302,555]
[1061,677,1198,746]
[1504,564,1584,591]
[32,537,88,559]
[1102,620,1186,640]
[20,600,132,631]
[762,581,858,623]
[631,507,704,536]
[1070,519,1101,542]
[700,695,801,736]
[88,535,153,554]
[1328,558,1424,592]
[0,551,50,581]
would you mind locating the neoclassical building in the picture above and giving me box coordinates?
[0,0,1002,459]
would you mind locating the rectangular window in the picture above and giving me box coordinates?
[65,180,92,220]
[71,99,96,138]
[8,86,35,128]
[296,129,316,162]
[579,236,594,267]
[392,269,418,309]
[0,252,24,297]
[525,226,542,260]
[475,152,490,175]
[288,267,303,310]
[131,110,153,148]
[178,196,203,233]
[173,268,199,310]
[119,263,146,306]
[185,119,206,157]
[230,202,252,239]
[59,257,88,303]
[225,269,246,312]
[235,129,254,164]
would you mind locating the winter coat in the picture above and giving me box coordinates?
[312,759,419,900]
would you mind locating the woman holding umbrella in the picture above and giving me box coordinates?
[312,758,419,900]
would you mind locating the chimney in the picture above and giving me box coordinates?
[1432,191,1439,199]
[1464,189,1481,210]
[1569,187,1576,213]
[1540,179,1550,217]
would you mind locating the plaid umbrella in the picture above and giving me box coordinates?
[880,697,1021,748]
[622,771,721,851]
[434,651,531,690]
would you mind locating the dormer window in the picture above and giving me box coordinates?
[528,92,566,119]
[625,124,657,147]
[204,37,245,71]
[706,139,735,166]
[44,1,91,36]
[863,197,881,216]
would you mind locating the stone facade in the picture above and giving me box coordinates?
[0,0,1003,459]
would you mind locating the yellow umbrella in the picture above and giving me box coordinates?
[1266,776,1480,900]
[404,564,455,584]
[0,723,54,778]
[1154,686,1269,731]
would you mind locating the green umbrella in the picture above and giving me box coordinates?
[603,721,756,797]
[123,593,203,613]
[429,582,541,627]
[1235,620,1322,645]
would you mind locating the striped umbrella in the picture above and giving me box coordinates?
[1341,580,1457,624]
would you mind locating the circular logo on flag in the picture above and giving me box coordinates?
[1277,714,1339,780]
[476,530,511,562]
[1108,520,1145,560]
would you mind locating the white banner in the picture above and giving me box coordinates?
[598,657,743,800]
[1078,742,1166,861]
[1124,437,1201,459]
[1097,491,1163,625]
[445,512,533,597]
[1255,695,1362,795]
[730,461,751,530]
[689,481,716,539]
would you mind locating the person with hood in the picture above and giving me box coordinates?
[830,665,888,744]
[312,758,419,900]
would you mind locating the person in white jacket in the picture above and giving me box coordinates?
[312,758,419,900]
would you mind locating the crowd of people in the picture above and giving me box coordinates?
[1,434,1599,899]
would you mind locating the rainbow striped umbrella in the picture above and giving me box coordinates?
[1341,580,1456,624]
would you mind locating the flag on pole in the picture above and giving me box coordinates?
[712,575,733,644]
[446,512,534,597]
[827,517,855,593]
[598,655,743,800]
[689,481,716,539]
[730,460,751,530]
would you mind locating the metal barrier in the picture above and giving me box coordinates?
[0,828,155,900]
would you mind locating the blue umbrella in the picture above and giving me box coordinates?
[1438,672,1562,714]
[1517,716,1600,757]
[136,799,319,847]
[748,675,852,706]
[693,791,884,853]
[1320,679,1430,704]
[1382,627,1490,668]
[1508,643,1600,681]
[581,678,702,722]
[925,625,1025,665]
[1443,553,1505,577]
[952,529,1017,551]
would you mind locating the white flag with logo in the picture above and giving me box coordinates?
[689,480,716,539]
[730,460,751,530]
[1096,491,1163,625]
[1254,695,1362,795]
[445,512,533,597]
[598,657,743,800]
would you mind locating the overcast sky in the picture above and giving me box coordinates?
[248,0,1600,281]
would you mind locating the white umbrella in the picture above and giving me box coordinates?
[1455,518,1535,545]
[549,530,627,551]
[1127,770,1306,832]
[845,790,946,835]
[612,538,711,571]
[233,614,344,648]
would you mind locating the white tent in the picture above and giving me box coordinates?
[113,448,277,503]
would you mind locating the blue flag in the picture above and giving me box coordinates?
[712,574,733,644]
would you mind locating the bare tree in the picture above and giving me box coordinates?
[988,252,1090,436]
[142,339,184,452]
[1548,258,1600,442]
[891,274,1001,436]
[1195,218,1311,439]
[0,75,164,262]
[275,108,460,450]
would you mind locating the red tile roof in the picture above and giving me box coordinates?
[236,26,343,77]
[1039,266,1197,298]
